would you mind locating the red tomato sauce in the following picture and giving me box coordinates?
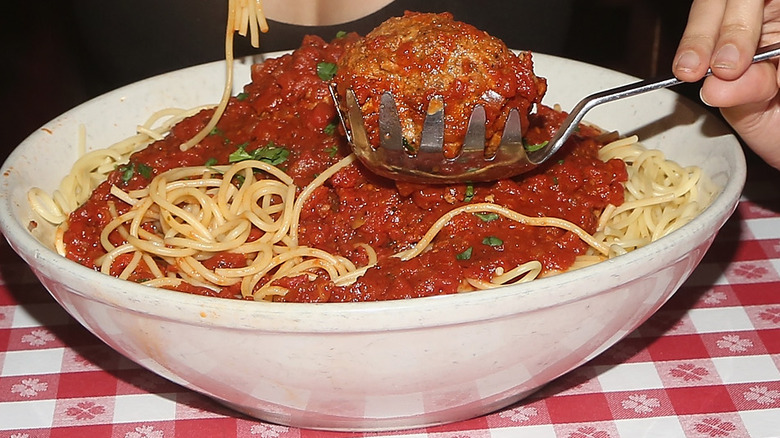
[63,34,628,303]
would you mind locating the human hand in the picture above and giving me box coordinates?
[673,0,780,170]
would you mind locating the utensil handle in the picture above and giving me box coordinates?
[535,41,780,164]
[586,40,780,107]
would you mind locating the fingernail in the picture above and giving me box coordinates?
[675,50,700,73]
[699,88,713,107]
[713,44,739,69]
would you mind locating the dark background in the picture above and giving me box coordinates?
[1,0,699,165]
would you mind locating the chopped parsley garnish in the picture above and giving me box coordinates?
[204,157,218,167]
[324,145,339,157]
[456,247,473,260]
[229,142,289,166]
[316,62,338,81]
[136,163,153,180]
[335,30,347,39]
[324,122,337,135]
[118,162,153,183]
[474,212,499,222]
[463,184,474,202]
[552,176,559,185]
[523,140,548,152]
[236,92,249,101]
[209,127,223,136]
[118,164,134,183]
[482,236,504,247]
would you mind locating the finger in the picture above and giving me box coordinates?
[709,0,765,80]
[700,61,779,107]
[722,99,780,170]
[674,0,727,82]
[708,63,780,169]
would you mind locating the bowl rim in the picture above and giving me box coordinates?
[0,53,747,333]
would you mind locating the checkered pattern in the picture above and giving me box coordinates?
[2,161,780,437]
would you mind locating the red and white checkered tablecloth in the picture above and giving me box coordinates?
[2,155,779,438]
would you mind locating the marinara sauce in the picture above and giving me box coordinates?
[63,34,628,303]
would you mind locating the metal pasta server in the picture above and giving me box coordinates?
[330,41,780,184]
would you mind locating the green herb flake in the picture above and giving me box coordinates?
[209,127,223,136]
[524,140,548,152]
[136,163,153,179]
[456,247,473,260]
[228,143,253,162]
[324,145,339,157]
[317,62,338,81]
[335,30,347,39]
[482,236,504,247]
[204,157,218,167]
[324,122,337,135]
[118,164,134,183]
[236,92,249,101]
[552,176,559,185]
[474,212,499,222]
[229,142,290,166]
[252,143,290,166]
[558,159,565,165]
[464,184,474,202]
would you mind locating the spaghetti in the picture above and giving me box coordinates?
[179,0,268,151]
[27,7,716,302]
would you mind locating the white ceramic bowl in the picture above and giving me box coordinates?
[0,53,745,431]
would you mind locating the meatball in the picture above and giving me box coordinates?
[335,11,548,158]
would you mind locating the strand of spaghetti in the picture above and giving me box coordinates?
[215,243,274,277]
[396,203,611,262]
[123,232,199,258]
[256,184,296,242]
[243,182,294,235]
[290,154,356,243]
[163,186,223,235]
[179,0,238,151]
[118,251,144,280]
[253,285,291,300]
[242,246,356,298]
[272,259,340,282]
[128,198,157,239]
[143,276,222,293]
[332,266,370,286]
[100,243,137,275]
[149,176,215,242]
[216,160,293,215]
[491,261,543,285]
[142,254,165,279]
[246,0,269,47]
[109,185,138,206]
[163,221,252,252]
[226,238,276,255]
[27,188,68,224]
[177,256,241,286]
[607,193,677,217]
[179,0,268,151]
[355,243,378,266]
[598,135,641,160]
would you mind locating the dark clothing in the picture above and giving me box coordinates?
[69,0,574,93]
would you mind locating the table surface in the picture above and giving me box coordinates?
[2,153,780,438]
